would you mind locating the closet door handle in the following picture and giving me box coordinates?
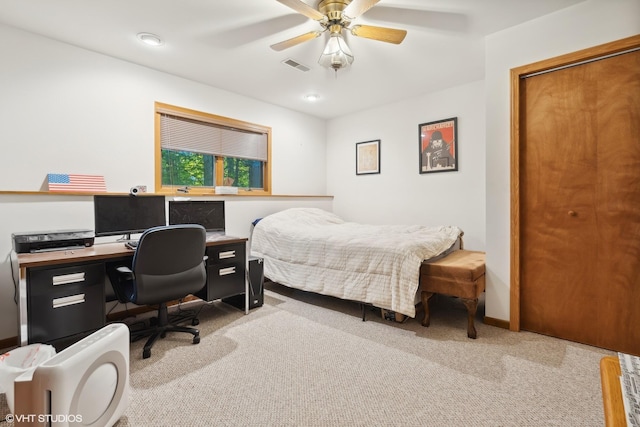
[568,210,577,217]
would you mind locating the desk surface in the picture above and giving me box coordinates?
[600,356,626,427]
[17,235,247,268]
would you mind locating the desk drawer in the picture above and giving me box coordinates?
[207,243,245,266]
[27,262,105,343]
[198,243,246,301]
[29,263,104,296]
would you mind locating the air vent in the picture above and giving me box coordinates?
[282,58,311,72]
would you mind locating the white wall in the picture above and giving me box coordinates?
[485,0,640,322]
[0,24,331,342]
[0,24,327,195]
[326,80,486,251]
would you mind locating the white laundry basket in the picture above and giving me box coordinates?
[0,344,56,413]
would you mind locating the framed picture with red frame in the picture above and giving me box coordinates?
[419,117,458,174]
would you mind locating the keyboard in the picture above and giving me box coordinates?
[124,241,139,250]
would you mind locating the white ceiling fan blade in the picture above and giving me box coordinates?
[343,0,381,20]
[270,31,323,51]
[276,0,326,21]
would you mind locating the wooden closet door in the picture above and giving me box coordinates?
[520,49,640,354]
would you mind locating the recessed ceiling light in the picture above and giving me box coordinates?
[137,32,163,46]
[304,94,320,102]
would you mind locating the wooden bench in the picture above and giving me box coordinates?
[419,250,486,338]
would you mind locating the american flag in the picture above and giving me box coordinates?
[47,173,107,192]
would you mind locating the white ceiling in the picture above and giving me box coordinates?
[0,0,586,119]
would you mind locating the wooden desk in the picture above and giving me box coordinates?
[15,235,246,269]
[600,356,626,427]
[13,235,247,346]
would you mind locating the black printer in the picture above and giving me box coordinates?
[12,229,95,253]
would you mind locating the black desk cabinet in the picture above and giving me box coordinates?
[27,261,106,344]
[196,242,246,302]
[14,237,248,346]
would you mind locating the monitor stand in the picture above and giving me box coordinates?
[117,233,133,242]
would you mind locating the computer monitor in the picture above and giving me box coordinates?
[168,200,225,232]
[93,195,166,238]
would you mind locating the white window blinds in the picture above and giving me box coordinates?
[160,114,268,161]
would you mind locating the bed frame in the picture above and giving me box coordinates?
[356,235,463,321]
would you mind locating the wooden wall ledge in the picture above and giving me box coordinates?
[0,190,333,198]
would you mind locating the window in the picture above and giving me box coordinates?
[155,102,271,195]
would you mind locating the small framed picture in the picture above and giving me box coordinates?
[356,140,380,175]
[419,117,458,173]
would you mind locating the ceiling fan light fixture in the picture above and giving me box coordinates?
[318,33,354,72]
[137,32,163,47]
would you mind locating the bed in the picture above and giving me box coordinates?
[250,208,463,318]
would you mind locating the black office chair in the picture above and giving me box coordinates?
[114,224,207,359]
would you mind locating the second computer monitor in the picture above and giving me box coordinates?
[168,200,225,232]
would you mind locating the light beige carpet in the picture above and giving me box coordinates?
[0,283,614,426]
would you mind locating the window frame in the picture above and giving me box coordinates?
[154,102,272,195]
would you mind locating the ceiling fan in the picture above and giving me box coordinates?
[271,0,407,72]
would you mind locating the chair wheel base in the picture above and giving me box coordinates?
[193,335,200,344]
[143,349,151,359]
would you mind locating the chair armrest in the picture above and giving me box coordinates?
[116,266,134,280]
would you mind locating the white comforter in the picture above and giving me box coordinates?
[251,208,462,317]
